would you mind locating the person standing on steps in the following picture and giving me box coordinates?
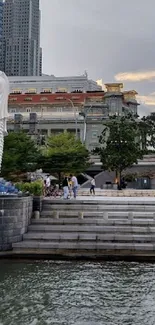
[70,174,78,199]
[62,176,69,199]
[68,177,72,198]
[90,177,96,196]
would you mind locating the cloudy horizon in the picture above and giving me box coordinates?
[40,0,155,116]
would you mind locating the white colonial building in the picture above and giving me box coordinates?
[8,73,102,95]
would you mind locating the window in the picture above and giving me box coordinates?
[40,97,48,101]
[10,109,16,113]
[110,99,116,114]
[11,90,22,94]
[41,89,52,93]
[92,131,98,139]
[25,89,37,94]
[24,97,32,101]
[26,108,31,113]
[71,96,80,100]
[9,97,17,101]
[56,88,68,93]
[57,108,62,113]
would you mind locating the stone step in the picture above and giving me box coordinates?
[23,232,155,243]
[43,199,155,206]
[31,218,155,226]
[40,211,155,219]
[12,240,154,251]
[28,224,155,234]
[42,204,155,213]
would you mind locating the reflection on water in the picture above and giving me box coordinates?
[0,260,155,324]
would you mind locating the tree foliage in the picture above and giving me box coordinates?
[139,115,155,150]
[95,114,145,180]
[2,132,40,180]
[39,132,90,178]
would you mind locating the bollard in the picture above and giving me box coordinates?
[0,209,4,217]
[53,211,59,219]
[78,211,84,219]
[128,212,134,221]
[34,211,40,220]
[103,212,108,221]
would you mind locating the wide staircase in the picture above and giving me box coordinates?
[13,198,155,259]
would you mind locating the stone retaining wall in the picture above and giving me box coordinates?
[0,196,33,251]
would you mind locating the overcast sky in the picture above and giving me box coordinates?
[40,0,155,115]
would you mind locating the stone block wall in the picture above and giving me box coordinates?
[0,196,33,251]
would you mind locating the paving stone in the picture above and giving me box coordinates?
[59,233,79,240]
[97,234,115,241]
[134,243,154,251]
[23,233,60,241]
[78,234,97,241]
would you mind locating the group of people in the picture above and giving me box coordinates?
[62,174,78,199]
[44,176,60,197]
[44,174,96,199]
[63,175,96,199]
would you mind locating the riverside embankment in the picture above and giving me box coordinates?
[11,196,155,261]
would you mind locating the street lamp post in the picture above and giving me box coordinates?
[79,106,92,145]
[66,98,78,139]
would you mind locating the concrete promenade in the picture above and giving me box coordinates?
[78,188,155,197]
[76,196,155,202]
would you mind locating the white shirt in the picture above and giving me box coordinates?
[46,177,50,188]
[91,179,95,186]
[71,176,78,187]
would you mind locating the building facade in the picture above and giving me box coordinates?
[7,83,139,151]
[8,73,102,94]
[2,0,42,76]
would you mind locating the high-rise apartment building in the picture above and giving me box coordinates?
[2,0,42,76]
[0,0,3,69]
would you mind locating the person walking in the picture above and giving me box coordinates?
[90,177,96,196]
[70,174,78,199]
[62,176,69,199]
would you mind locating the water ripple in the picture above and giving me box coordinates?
[0,261,154,324]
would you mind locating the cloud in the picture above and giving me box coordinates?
[137,95,155,106]
[115,71,155,82]
[96,79,105,90]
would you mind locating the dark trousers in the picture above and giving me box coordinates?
[90,185,95,195]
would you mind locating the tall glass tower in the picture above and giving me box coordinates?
[2,0,42,76]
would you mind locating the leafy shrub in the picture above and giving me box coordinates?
[30,180,44,196]
[15,180,44,196]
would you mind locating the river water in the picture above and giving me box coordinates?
[0,260,155,325]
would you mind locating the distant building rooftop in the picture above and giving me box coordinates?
[8,74,102,94]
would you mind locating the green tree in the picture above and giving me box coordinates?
[39,132,90,180]
[139,115,155,151]
[2,131,40,180]
[95,114,145,189]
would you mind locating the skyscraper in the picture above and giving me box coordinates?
[2,0,42,76]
